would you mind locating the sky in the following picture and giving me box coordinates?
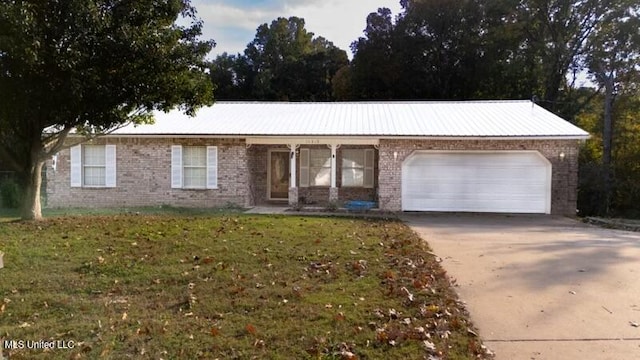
[190,0,403,59]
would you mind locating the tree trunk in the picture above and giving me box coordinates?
[602,75,615,216]
[20,153,45,221]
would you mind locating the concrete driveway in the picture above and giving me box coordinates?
[403,213,640,360]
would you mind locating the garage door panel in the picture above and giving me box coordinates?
[401,152,551,213]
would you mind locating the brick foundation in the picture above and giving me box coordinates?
[329,187,339,202]
[288,187,298,206]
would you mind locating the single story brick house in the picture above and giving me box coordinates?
[46,101,589,215]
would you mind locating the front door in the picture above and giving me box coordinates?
[268,150,290,200]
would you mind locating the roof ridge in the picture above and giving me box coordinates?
[215,100,533,105]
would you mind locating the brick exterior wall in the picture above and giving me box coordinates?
[247,145,270,205]
[47,137,580,215]
[46,137,250,208]
[377,139,580,216]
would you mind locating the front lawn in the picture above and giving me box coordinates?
[0,214,491,359]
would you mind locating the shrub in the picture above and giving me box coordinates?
[0,179,22,209]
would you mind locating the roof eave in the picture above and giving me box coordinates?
[74,133,590,141]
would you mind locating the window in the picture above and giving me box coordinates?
[70,144,116,188]
[341,149,374,188]
[171,145,217,189]
[300,148,330,187]
[183,146,207,188]
[83,145,106,186]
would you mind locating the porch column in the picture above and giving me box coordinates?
[329,144,339,203]
[288,144,298,206]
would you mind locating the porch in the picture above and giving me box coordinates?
[246,138,379,207]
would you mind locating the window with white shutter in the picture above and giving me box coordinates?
[171,145,218,189]
[70,144,116,188]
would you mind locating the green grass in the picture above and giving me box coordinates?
[0,205,245,222]
[0,214,490,359]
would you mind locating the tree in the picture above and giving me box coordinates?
[0,0,214,220]
[348,0,621,112]
[349,2,508,100]
[209,52,253,99]
[506,0,615,119]
[210,16,348,101]
[349,8,399,99]
[585,2,640,214]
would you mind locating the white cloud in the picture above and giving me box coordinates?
[283,0,402,56]
[193,1,281,55]
[193,0,403,59]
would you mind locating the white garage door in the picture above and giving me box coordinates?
[401,151,551,213]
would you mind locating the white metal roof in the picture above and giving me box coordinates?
[111,101,589,139]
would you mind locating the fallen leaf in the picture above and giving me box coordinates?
[423,340,436,351]
[401,287,414,302]
[253,339,265,348]
[340,350,357,359]
[210,327,220,337]
[121,312,127,321]
[246,323,257,335]
[388,308,398,319]
[630,321,640,327]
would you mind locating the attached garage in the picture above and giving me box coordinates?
[402,151,551,214]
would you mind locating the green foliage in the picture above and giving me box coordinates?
[348,1,523,100]
[577,94,640,218]
[0,0,214,219]
[346,0,629,113]
[0,178,22,208]
[209,17,348,101]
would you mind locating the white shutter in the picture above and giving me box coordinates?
[364,149,374,188]
[171,145,183,189]
[70,145,82,187]
[105,145,116,187]
[206,146,218,189]
[299,148,309,187]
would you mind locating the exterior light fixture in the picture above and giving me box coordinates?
[559,152,566,161]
